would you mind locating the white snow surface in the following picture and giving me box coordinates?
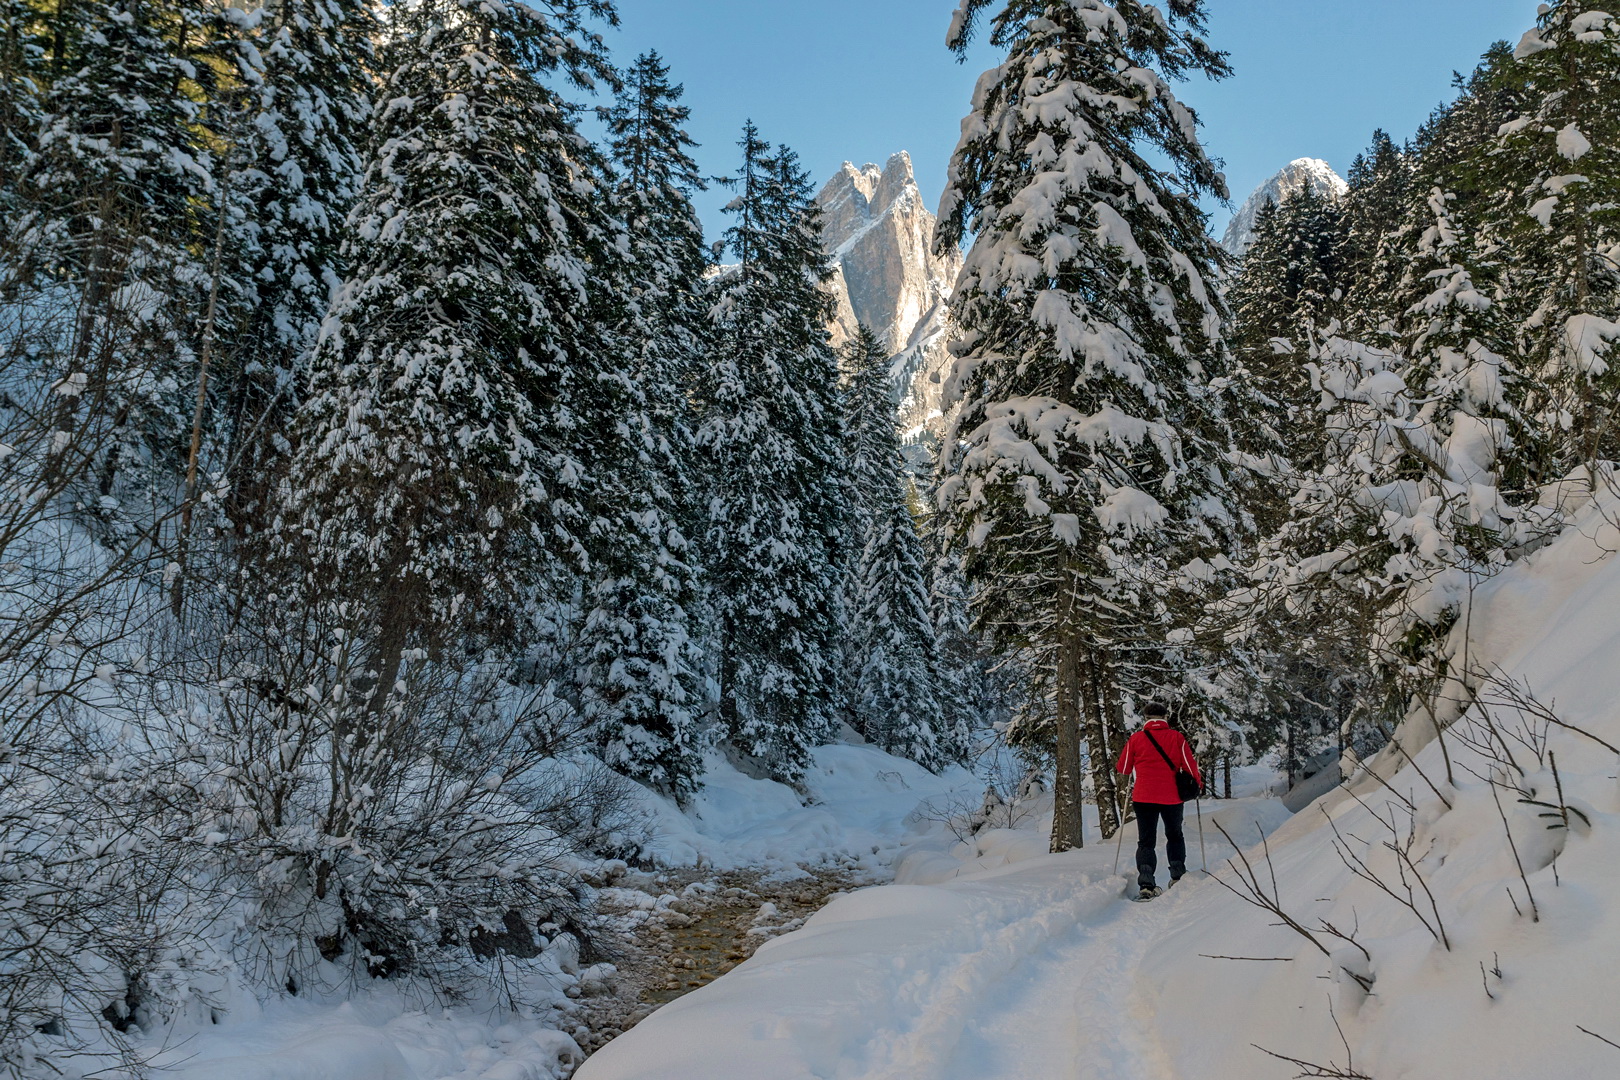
[139,744,979,1080]
[1220,158,1348,257]
[633,744,979,871]
[579,492,1620,1080]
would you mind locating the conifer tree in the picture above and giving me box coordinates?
[602,49,709,516]
[937,0,1242,849]
[927,535,1007,763]
[1496,2,1620,481]
[573,49,710,796]
[14,0,234,492]
[0,0,44,223]
[1228,189,1346,483]
[274,0,615,777]
[1340,129,1413,338]
[226,0,375,528]
[842,326,949,768]
[698,123,848,780]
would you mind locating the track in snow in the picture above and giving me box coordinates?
[574,804,1268,1080]
[858,866,1198,1080]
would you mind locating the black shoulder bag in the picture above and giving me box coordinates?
[1143,727,1202,803]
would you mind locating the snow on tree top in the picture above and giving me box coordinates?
[1220,157,1349,257]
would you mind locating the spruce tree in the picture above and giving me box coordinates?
[14,0,234,492]
[1340,129,1413,339]
[927,533,1007,764]
[937,0,1242,849]
[698,123,848,781]
[1496,2,1620,481]
[0,0,44,224]
[226,0,375,529]
[274,0,616,762]
[573,49,710,797]
[842,326,949,768]
[1228,189,1347,484]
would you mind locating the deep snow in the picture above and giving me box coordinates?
[580,492,1620,1080]
[140,745,980,1080]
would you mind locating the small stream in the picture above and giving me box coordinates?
[569,864,867,1057]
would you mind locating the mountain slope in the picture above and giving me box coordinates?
[817,153,962,441]
[1221,158,1348,257]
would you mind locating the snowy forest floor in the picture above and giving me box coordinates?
[577,487,1620,1080]
[574,796,1293,1080]
[141,745,984,1080]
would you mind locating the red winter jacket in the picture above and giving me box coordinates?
[1115,720,1202,805]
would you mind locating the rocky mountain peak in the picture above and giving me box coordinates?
[821,152,921,252]
[1220,158,1349,257]
[817,152,962,445]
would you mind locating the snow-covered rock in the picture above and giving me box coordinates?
[817,153,962,443]
[1220,157,1348,257]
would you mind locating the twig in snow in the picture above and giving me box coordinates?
[1489,780,1539,923]
[1207,822,1374,991]
[1475,668,1620,756]
[1253,997,1372,1079]
[1324,797,1450,950]
[1579,1026,1620,1052]
[1200,954,1295,962]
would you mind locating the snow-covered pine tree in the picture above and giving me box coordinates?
[1229,186,1345,341]
[226,0,375,530]
[937,0,1243,849]
[1346,48,1516,343]
[1496,2,1620,483]
[262,0,620,961]
[602,48,709,536]
[1240,217,1549,759]
[571,48,710,797]
[926,531,1010,762]
[13,0,235,494]
[1228,187,1347,486]
[1340,129,1413,341]
[698,123,848,781]
[1230,44,1551,779]
[841,325,951,768]
[0,0,44,224]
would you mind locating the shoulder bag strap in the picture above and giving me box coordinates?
[1142,727,1182,773]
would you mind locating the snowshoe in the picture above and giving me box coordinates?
[1134,886,1163,902]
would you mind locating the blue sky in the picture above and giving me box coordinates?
[599,0,1542,239]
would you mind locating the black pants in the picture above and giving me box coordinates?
[1134,801,1186,890]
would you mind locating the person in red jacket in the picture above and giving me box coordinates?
[1115,701,1202,899]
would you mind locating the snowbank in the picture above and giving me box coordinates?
[634,744,978,871]
[1144,494,1620,1078]
[576,799,1292,1080]
[579,497,1620,1079]
[158,994,584,1080]
[148,742,979,1080]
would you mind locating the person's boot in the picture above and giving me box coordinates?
[1138,884,1163,900]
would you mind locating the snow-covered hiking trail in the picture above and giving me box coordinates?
[576,800,1286,1080]
[909,871,1176,1080]
[585,495,1620,1080]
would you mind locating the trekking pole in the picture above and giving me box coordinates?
[1195,797,1207,872]
[1112,805,1129,875]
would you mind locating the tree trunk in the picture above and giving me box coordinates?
[1083,643,1122,839]
[1050,628,1085,852]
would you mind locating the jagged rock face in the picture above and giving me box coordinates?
[1220,157,1349,257]
[817,152,962,441]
